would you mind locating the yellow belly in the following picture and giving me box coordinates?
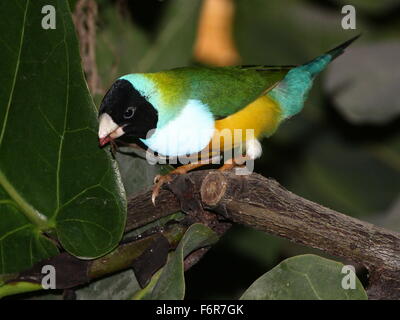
[209,95,282,151]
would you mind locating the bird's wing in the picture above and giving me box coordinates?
[166,65,293,119]
[147,65,293,122]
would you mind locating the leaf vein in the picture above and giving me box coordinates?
[58,218,113,241]
[285,263,322,300]
[0,224,31,241]
[55,12,70,210]
[0,0,30,146]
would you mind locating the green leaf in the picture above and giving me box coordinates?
[150,223,219,300]
[76,269,141,300]
[0,0,126,274]
[115,151,159,198]
[240,254,368,300]
[132,269,162,300]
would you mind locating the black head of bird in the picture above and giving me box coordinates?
[98,79,158,147]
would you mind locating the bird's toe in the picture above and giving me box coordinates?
[151,174,174,205]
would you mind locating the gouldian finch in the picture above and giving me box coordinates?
[98,35,359,204]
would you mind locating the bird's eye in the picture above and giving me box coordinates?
[123,106,136,119]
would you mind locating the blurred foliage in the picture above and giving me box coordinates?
[331,0,400,14]
[325,42,400,124]
[88,0,399,299]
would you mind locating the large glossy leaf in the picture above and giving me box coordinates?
[240,254,367,300]
[0,0,126,274]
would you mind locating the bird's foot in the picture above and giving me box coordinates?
[151,173,175,205]
[218,162,236,171]
[218,156,248,172]
[151,161,211,205]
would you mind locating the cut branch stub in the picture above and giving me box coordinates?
[200,171,228,206]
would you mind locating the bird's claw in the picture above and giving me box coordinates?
[151,174,174,206]
[153,174,162,184]
[151,188,159,206]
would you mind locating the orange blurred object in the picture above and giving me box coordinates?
[194,0,241,66]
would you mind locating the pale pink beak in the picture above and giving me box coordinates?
[98,113,125,147]
[99,136,112,147]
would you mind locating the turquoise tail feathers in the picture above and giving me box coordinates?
[324,34,361,60]
[304,34,361,76]
[268,35,360,119]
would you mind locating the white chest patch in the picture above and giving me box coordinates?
[140,99,215,157]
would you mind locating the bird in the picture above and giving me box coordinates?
[98,35,359,205]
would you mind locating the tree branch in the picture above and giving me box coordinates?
[6,170,399,299]
[126,169,400,299]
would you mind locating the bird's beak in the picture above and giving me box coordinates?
[98,113,125,147]
[99,135,112,147]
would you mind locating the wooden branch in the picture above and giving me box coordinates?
[126,170,400,299]
[7,170,398,299]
